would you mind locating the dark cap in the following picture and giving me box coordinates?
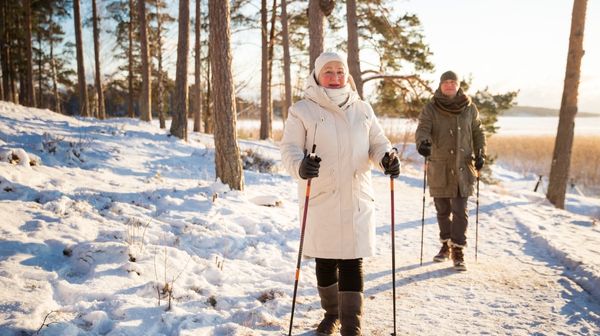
[440,70,459,82]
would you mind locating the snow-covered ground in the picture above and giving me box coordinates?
[1,101,599,335]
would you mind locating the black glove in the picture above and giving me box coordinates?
[381,152,400,178]
[417,140,432,157]
[298,154,321,179]
[474,155,485,171]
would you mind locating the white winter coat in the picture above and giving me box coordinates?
[280,72,392,259]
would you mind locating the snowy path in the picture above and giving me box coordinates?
[289,167,600,335]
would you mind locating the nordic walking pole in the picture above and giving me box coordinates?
[387,152,397,336]
[475,169,480,262]
[475,148,482,262]
[288,143,317,336]
[420,158,428,265]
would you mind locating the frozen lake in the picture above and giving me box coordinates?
[239,116,600,136]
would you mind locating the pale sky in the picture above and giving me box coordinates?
[398,0,600,113]
[72,0,599,114]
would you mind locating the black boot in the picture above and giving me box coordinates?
[452,246,467,271]
[433,241,451,262]
[339,291,362,336]
[316,283,339,335]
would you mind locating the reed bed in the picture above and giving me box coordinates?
[487,135,600,195]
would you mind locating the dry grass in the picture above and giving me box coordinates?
[488,135,600,195]
[237,124,600,196]
[237,128,283,141]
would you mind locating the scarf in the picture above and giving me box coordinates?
[324,85,351,107]
[433,87,471,115]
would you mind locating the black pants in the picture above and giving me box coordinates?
[315,258,363,292]
[434,196,469,246]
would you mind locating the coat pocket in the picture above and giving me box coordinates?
[428,159,448,188]
[464,156,477,185]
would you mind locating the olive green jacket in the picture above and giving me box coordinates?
[415,101,486,198]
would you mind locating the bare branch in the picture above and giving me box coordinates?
[362,74,434,95]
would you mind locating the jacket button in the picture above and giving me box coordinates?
[450,150,454,154]
[460,167,464,171]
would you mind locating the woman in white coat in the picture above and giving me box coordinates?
[280,51,400,335]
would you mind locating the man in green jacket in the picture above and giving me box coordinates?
[415,70,486,271]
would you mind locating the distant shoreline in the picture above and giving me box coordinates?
[503,105,600,117]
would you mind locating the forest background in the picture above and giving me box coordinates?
[0,0,598,205]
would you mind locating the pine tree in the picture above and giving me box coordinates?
[128,0,136,117]
[73,0,89,116]
[259,0,272,140]
[170,0,190,140]
[547,0,588,209]
[92,0,106,119]
[151,0,172,128]
[192,0,202,133]
[0,1,13,102]
[346,0,362,98]
[138,0,151,121]
[209,0,244,190]
[280,0,292,122]
[23,0,36,107]
[308,0,324,71]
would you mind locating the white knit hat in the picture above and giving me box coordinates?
[314,51,348,77]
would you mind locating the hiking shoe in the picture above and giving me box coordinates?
[433,242,451,262]
[452,246,467,271]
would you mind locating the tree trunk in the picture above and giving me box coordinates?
[308,0,324,72]
[259,0,271,140]
[92,0,106,119]
[0,63,3,101]
[208,0,244,191]
[50,32,60,113]
[170,0,190,140]
[0,58,3,101]
[127,0,135,118]
[193,0,202,132]
[23,0,36,107]
[204,45,212,134]
[280,0,292,123]
[73,0,89,116]
[8,13,17,104]
[16,15,25,106]
[265,0,276,136]
[546,0,587,209]
[36,31,43,108]
[155,3,166,128]
[138,0,152,121]
[346,0,363,98]
[0,0,11,101]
